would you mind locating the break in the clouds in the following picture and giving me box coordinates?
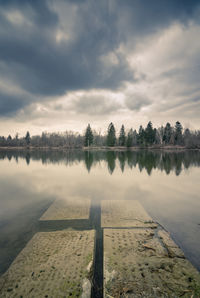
[0,0,200,135]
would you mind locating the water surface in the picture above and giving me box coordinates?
[0,149,200,274]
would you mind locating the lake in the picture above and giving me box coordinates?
[0,149,200,279]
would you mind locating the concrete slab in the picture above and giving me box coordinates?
[0,230,95,298]
[158,229,185,258]
[40,198,91,221]
[101,200,157,228]
[104,229,200,297]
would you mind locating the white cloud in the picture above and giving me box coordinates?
[121,21,200,127]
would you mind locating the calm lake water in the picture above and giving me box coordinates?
[0,149,200,275]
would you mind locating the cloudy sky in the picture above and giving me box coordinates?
[0,0,200,136]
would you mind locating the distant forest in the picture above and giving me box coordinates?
[0,121,200,149]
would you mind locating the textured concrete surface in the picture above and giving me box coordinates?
[104,228,200,297]
[40,198,91,221]
[0,230,95,298]
[101,200,157,228]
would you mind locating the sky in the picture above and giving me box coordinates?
[0,0,200,137]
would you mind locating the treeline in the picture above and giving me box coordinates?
[0,121,200,148]
[84,121,200,148]
[0,131,83,148]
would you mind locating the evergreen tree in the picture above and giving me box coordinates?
[137,125,145,145]
[145,121,155,145]
[106,122,116,146]
[132,130,138,146]
[184,128,191,147]
[174,121,183,145]
[25,131,31,146]
[163,123,172,144]
[118,124,126,146]
[126,128,133,147]
[154,128,159,144]
[84,124,93,147]
[7,135,12,146]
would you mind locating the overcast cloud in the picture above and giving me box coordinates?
[0,0,200,135]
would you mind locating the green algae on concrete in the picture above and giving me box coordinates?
[0,230,94,298]
[101,200,157,228]
[104,229,200,297]
[40,198,91,220]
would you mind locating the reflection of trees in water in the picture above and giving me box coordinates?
[25,152,31,165]
[118,152,126,172]
[106,151,116,174]
[136,151,160,175]
[84,151,93,172]
[1,149,200,176]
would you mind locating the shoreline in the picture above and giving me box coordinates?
[0,145,199,151]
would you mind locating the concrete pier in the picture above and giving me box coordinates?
[101,200,157,228]
[40,198,91,221]
[0,230,95,298]
[0,199,200,297]
[103,200,200,297]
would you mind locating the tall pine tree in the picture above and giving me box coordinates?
[137,125,145,145]
[163,123,172,144]
[106,122,116,147]
[145,121,156,145]
[84,124,93,147]
[25,131,31,146]
[174,121,183,145]
[118,124,126,146]
[126,128,133,147]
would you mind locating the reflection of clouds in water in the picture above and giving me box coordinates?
[0,176,53,221]
[0,150,200,271]
[1,151,200,210]
[124,185,149,201]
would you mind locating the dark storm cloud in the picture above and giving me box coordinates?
[0,0,200,116]
[0,0,132,96]
[0,92,27,116]
[113,0,200,40]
